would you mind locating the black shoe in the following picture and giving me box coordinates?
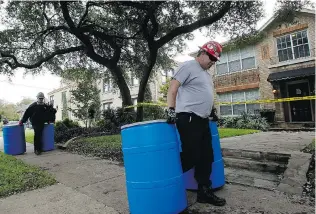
[34,150,42,155]
[197,185,226,206]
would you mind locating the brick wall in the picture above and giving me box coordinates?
[211,12,315,120]
[209,65,219,109]
[272,23,308,37]
[214,69,260,93]
[256,31,277,112]
[256,13,315,121]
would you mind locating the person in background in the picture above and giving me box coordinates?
[19,92,56,155]
[47,100,57,123]
[2,117,8,125]
[166,41,226,206]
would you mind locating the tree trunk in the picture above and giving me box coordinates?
[86,52,133,109]
[109,65,133,107]
[136,83,146,122]
[136,49,158,122]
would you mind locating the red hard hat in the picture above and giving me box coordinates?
[199,41,223,61]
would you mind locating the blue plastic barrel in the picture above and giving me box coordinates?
[2,124,26,155]
[178,120,225,190]
[42,124,55,152]
[121,120,187,214]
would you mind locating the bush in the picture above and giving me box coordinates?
[60,106,167,144]
[259,109,276,123]
[55,118,80,133]
[96,107,136,133]
[143,105,166,121]
[218,112,269,131]
[96,105,167,131]
[54,118,84,143]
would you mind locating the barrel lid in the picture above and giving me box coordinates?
[121,119,167,130]
[2,124,20,127]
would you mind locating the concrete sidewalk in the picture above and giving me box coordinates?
[220,131,315,154]
[0,138,121,214]
[0,131,315,214]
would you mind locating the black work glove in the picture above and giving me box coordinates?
[210,107,219,121]
[166,107,176,124]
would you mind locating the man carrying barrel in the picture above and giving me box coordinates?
[19,92,56,155]
[166,41,226,206]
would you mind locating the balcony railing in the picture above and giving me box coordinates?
[269,48,315,66]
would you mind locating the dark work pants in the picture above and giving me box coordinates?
[176,112,214,187]
[32,124,44,152]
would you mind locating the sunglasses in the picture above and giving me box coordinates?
[205,52,218,62]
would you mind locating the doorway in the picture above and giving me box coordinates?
[287,81,312,122]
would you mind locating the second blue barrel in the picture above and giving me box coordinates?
[42,124,55,151]
[121,120,187,214]
[2,124,26,155]
[178,120,225,190]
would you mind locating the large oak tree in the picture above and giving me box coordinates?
[0,1,311,121]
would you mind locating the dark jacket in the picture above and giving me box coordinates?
[21,102,56,125]
[46,104,57,123]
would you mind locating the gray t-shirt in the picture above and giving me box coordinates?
[172,60,214,118]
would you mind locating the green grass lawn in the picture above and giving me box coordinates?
[0,152,56,198]
[25,129,34,144]
[218,128,260,138]
[0,129,34,143]
[76,135,122,149]
[302,138,315,153]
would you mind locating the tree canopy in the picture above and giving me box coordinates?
[65,68,101,127]
[0,99,20,121]
[0,1,311,121]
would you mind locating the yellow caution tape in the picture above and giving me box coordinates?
[217,95,316,105]
[124,96,316,109]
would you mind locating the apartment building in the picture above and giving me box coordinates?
[47,79,77,122]
[48,69,175,122]
[206,9,315,123]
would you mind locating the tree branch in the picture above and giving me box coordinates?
[0,46,84,69]
[60,1,94,49]
[142,14,150,41]
[29,25,72,49]
[149,13,159,39]
[156,1,232,48]
[118,1,149,10]
[60,2,76,29]
[78,1,92,27]
[91,31,117,47]
[60,1,110,64]
[42,3,51,26]
[83,23,142,40]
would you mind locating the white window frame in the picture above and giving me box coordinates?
[218,89,260,116]
[276,29,311,62]
[215,46,257,76]
[103,78,111,93]
[103,102,112,110]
